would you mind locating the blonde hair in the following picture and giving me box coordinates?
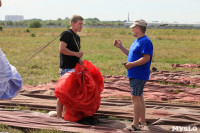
[70,15,84,25]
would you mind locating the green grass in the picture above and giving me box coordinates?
[0,28,200,85]
[3,105,49,114]
[0,124,71,133]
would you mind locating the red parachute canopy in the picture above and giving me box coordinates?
[55,60,104,122]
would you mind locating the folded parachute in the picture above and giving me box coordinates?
[0,48,23,99]
[55,60,104,122]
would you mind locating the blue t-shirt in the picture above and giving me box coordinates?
[127,35,153,80]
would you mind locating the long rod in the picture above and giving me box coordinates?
[20,33,61,67]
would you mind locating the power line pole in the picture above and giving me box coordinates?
[128,12,130,21]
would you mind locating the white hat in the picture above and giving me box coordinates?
[130,19,147,28]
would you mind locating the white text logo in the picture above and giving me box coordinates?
[172,126,198,132]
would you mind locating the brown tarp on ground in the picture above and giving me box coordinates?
[172,64,200,69]
[150,70,200,87]
[0,109,125,133]
[0,97,200,133]
[0,72,200,133]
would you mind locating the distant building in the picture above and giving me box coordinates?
[124,21,133,27]
[124,21,200,28]
[5,15,24,22]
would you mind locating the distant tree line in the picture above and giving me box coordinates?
[0,17,125,28]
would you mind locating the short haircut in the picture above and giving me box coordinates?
[70,15,84,25]
[137,25,146,34]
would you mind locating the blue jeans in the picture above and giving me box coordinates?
[129,78,147,96]
[59,68,74,77]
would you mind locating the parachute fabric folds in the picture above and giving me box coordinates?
[55,60,104,122]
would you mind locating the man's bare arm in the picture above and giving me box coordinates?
[124,54,151,69]
[59,41,83,58]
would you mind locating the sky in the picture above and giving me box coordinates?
[0,0,200,23]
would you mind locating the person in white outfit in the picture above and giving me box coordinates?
[0,48,23,99]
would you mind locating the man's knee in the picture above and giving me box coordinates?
[131,96,141,102]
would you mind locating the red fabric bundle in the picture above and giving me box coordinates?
[55,60,104,122]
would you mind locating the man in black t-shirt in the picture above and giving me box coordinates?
[59,15,84,74]
[57,15,84,118]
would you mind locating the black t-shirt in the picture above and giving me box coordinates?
[60,29,81,69]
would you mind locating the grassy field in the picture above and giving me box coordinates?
[0,28,200,85]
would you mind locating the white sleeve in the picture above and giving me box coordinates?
[0,48,23,99]
[0,48,12,83]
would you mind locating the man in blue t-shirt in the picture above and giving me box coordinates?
[114,19,153,132]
